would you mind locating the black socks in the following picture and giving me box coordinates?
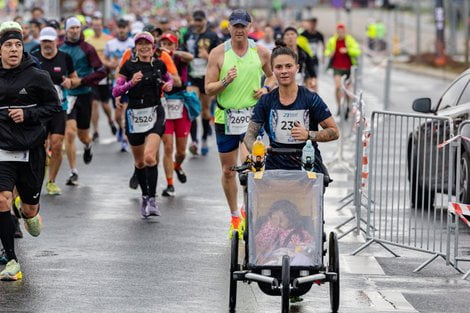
[135,167,148,196]
[0,211,17,261]
[146,165,158,198]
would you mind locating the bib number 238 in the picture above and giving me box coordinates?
[127,107,157,134]
[225,108,252,135]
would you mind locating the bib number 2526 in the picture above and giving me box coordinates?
[127,106,157,134]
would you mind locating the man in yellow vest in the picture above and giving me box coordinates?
[205,9,276,238]
[324,23,361,119]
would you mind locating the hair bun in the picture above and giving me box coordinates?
[274,39,286,48]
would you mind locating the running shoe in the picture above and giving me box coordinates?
[0,250,7,265]
[162,185,175,197]
[109,122,118,136]
[140,196,149,218]
[129,172,139,190]
[13,215,23,239]
[83,145,93,164]
[120,139,129,152]
[147,197,161,216]
[189,142,198,156]
[228,216,244,240]
[22,214,42,237]
[46,181,61,195]
[92,132,99,142]
[201,139,209,156]
[66,172,79,186]
[174,167,187,183]
[0,259,22,281]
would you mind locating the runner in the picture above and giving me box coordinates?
[31,27,78,195]
[300,17,324,92]
[118,25,181,189]
[0,21,60,281]
[160,32,194,197]
[112,32,173,217]
[256,24,275,51]
[103,18,134,152]
[282,27,316,90]
[324,23,361,119]
[59,17,107,186]
[205,9,275,237]
[86,16,115,142]
[183,10,220,156]
[244,44,339,170]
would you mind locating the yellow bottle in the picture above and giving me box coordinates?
[252,136,265,171]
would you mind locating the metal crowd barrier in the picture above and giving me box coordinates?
[352,110,461,272]
[334,65,372,240]
[446,120,470,279]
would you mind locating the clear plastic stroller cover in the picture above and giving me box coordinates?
[247,170,323,267]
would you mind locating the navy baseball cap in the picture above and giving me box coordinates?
[228,9,251,26]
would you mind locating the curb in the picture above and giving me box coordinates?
[393,62,457,81]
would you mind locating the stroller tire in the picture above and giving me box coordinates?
[328,232,340,313]
[229,230,239,312]
[281,255,290,313]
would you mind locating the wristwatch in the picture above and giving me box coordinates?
[308,131,316,141]
[263,85,271,92]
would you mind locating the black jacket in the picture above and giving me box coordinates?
[0,53,60,150]
[297,45,316,79]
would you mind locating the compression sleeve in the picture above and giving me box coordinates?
[112,76,133,98]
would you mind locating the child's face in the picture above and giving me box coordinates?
[271,211,290,229]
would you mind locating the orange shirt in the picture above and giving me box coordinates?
[118,48,177,75]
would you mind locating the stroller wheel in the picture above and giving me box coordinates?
[281,255,290,313]
[328,232,340,313]
[229,230,239,312]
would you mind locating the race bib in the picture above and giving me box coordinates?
[66,95,77,115]
[273,109,308,144]
[127,106,157,134]
[0,149,29,162]
[54,84,64,104]
[190,58,207,78]
[309,42,319,56]
[225,108,252,135]
[164,98,184,120]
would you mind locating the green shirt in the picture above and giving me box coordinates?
[215,39,263,125]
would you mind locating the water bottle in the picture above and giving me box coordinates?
[252,136,265,170]
[302,140,315,171]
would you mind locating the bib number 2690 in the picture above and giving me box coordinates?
[225,108,252,135]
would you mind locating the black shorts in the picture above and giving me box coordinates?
[0,146,46,205]
[333,68,351,80]
[45,110,66,135]
[92,84,111,102]
[188,76,206,95]
[125,105,166,146]
[67,93,93,130]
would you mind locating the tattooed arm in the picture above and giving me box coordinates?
[291,116,340,142]
[243,121,262,153]
[311,116,340,142]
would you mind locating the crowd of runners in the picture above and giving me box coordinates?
[0,5,358,280]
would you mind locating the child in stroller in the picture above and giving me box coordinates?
[255,199,315,266]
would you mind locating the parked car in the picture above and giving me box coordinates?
[408,69,470,209]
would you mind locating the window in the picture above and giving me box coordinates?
[436,74,470,111]
[457,79,470,106]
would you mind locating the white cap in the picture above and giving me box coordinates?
[39,27,57,41]
[65,17,81,31]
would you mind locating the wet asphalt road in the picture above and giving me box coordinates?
[1,62,470,313]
